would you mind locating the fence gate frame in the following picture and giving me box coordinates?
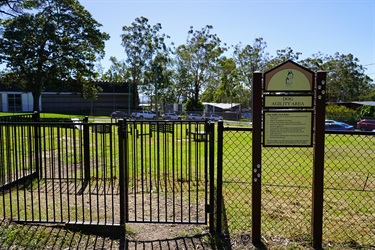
[117,120,217,233]
[0,115,219,236]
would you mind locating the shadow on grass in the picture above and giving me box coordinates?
[125,235,209,249]
[0,219,213,249]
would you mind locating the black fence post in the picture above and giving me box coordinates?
[208,122,215,234]
[32,111,41,178]
[216,120,224,233]
[83,116,90,183]
[118,119,126,233]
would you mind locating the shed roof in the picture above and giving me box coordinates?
[203,102,240,110]
[351,101,375,107]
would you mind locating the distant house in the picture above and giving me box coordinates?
[0,81,131,115]
[203,102,241,113]
[203,102,241,120]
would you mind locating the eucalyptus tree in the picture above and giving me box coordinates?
[174,25,226,110]
[142,51,173,113]
[301,52,374,101]
[232,37,268,88]
[0,0,109,111]
[232,37,268,108]
[121,16,169,110]
[0,0,23,16]
[322,53,374,101]
[213,57,241,103]
[102,56,128,82]
[265,47,302,70]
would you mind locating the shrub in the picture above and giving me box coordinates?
[184,98,204,112]
[326,104,358,125]
[356,105,375,119]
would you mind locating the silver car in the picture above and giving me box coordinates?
[186,113,204,120]
[205,114,222,121]
[162,113,181,120]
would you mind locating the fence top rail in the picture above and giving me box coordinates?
[223,126,375,136]
[0,120,208,126]
[223,126,253,132]
[325,130,375,135]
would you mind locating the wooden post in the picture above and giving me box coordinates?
[312,70,326,249]
[252,71,263,244]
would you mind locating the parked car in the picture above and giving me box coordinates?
[162,113,181,120]
[186,113,204,120]
[131,110,157,120]
[205,114,222,121]
[325,120,355,131]
[111,111,128,119]
[356,119,375,131]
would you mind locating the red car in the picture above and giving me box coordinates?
[357,119,375,131]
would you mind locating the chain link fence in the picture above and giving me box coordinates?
[221,127,374,246]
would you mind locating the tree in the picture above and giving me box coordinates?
[301,52,374,101]
[142,51,173,113]
[232,37,268,108]
[213,57,241,103]
[0,0,23,16]
[0,0,109,111]
[82,81,102,116]
[120,16,169,110]
[232,38,268,88]
[323,53,374,102]
[102,56,128,82]
[174,25,226,110]
[265,47,302,70]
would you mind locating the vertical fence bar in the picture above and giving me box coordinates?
[118,120,126,230]
[83,117,90,184]
[216,121,224,233]
[208,122,215,233]
[32,111,40,178]
[312,70,326,249]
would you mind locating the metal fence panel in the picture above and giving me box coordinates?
[1,119,214,230]
[0,121,121,227]
[121,121,210,224]
[221,127,374,246]
[323,132,375,245]
[221,127,253,233]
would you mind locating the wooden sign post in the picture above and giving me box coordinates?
[252,60,326,248]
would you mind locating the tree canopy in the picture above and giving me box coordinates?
[120,16,169,110]
[0,0,23,16]
[0,0,109,111]
[104,17,374,113]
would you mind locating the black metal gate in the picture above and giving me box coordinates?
[0,116,216,235]
[118,120,215,226]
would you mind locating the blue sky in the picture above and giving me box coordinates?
[81,0,375,80]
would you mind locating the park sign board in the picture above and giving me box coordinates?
[264,60,314,92]
[263,60,314,147]
[263,111,313,146]
[264,95,313,108]
[251,60,327,247]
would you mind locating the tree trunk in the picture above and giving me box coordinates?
[32,91,41,112]
[131,83,140,111]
